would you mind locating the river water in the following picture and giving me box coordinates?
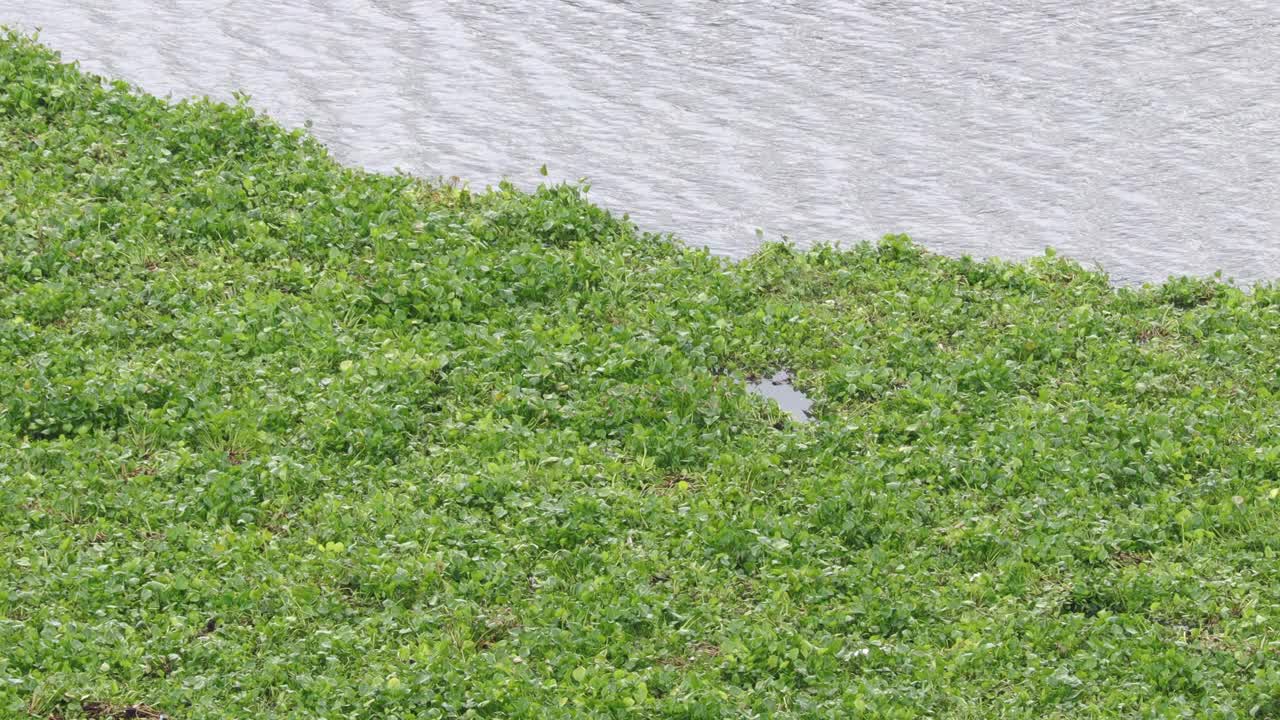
[7,1,1280,284]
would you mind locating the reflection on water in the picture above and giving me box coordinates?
[747,371,813,423]
[8,1,1280,283]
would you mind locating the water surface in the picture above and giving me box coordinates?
[7,1,1280,283]
[747,372,814,423]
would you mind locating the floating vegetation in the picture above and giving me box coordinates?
[5,30,1280,718]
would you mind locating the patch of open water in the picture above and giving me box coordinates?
[747,371,813,423]
[8,1,1280,284]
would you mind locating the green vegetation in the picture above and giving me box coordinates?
[5,30,1280,719]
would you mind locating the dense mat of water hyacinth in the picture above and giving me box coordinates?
[5,32,1280,718]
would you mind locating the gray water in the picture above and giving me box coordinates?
[7,1,1280,284]
[748,372,814,423]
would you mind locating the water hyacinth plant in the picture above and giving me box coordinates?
[5,30,1280,718]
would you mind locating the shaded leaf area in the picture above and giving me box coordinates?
[5,30,1280,719]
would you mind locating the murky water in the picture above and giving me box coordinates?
[7,1,1280,283]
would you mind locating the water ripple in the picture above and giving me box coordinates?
[8,0,1280,283]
